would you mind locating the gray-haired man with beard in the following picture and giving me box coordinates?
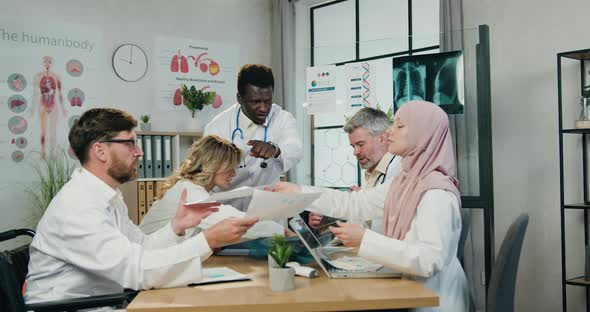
[309,107,401,234]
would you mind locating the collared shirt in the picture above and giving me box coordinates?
[25,168,212,305]
[238,106,261,141]
[363,152,399,188]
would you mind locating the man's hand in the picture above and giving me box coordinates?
[270,182,301,193]
[247,140,277,159]
[203,217,259,248]
[349,185,361,192]
[329,221,366,247]
[171,189,220,236]
[309,212,323,228]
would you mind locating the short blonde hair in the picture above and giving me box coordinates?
[159,135,242,198]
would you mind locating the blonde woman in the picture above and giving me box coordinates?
[140,135,283,240]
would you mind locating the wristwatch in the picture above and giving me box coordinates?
[268,141,281,158]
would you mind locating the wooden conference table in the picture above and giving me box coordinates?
[127,256,438,312]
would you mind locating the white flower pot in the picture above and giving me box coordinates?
[269,266,295,292]
[140,123,151,131]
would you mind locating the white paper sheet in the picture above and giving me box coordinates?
[185,186,269,205]
[198,204,284,240]
[245,190,321,220]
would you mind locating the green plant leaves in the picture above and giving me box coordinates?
[268,234,292,268]
[25,146,76,227]
[180,84,217,118]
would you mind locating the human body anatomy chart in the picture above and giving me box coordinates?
[0,19,100,167]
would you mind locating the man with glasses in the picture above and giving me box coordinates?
[25,108,259,305]
[204,64,303,211]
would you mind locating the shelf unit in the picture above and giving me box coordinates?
[558,48,590,312]
[121,131,202,224]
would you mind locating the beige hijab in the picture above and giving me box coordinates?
[383,101,460,240]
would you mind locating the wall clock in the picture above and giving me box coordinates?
[112,44,148,82]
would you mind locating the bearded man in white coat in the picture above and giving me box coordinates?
[25,108,258,307]
[204,64,303,211]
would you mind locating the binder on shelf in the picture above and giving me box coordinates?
[138,181,147,223]
[155,181,165,200]
[146,181,155,211]
[152,136,163,178]
[163,136,173,177]
[143,136,153,179]
[137,137,145,179]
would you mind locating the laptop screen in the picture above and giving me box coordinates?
[290,215,323,249]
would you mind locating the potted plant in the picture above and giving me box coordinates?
[26,146,77,228]
[180,84,216,118]
[139,114,151,131]
[268,234,295,292]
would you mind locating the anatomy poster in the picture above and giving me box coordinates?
[154,37,237,129]
[0,18,101,173]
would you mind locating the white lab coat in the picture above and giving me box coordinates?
[302,183,469,312]
[139,180,284,239]
[25,168,212,306]
[204,103,303,211]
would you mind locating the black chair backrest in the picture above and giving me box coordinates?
[0,251,28,312]
[487,213,529,312]
[0,229,35,312]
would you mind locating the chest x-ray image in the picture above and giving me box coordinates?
[393,51,464,114]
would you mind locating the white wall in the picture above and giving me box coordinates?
[464,0,590,311]
[0,0,273,248]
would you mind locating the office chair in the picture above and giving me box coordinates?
[0,228,138,312]
[486,214,529,312]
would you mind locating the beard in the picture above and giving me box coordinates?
[359,159,376,171]
[108,152,138,184]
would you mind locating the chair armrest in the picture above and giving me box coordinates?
[25,290,138,312]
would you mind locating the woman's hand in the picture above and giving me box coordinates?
[171,189,220,236]
[308,212,323,228]
[329,221,366,247]
[269,182,301,193]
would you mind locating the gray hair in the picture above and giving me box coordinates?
[343,107,392,136]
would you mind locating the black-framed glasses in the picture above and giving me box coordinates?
[99,138,139,149]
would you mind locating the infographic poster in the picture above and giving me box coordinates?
[345,62,376,109]
[154,37,237,128]
[0,18,101,171]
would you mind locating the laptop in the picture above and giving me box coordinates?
[289,216,400,279]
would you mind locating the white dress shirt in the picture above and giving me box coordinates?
[302,184,469,312]
[25,168,212,305]
[204,103,303,211]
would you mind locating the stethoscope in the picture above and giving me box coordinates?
[231,106,272,169]
[374,156,396,186]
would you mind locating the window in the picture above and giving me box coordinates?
[310,0,440,187]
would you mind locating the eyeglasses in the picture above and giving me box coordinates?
[99,138,139,150]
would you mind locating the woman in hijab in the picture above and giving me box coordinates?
[273,101,469,312]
